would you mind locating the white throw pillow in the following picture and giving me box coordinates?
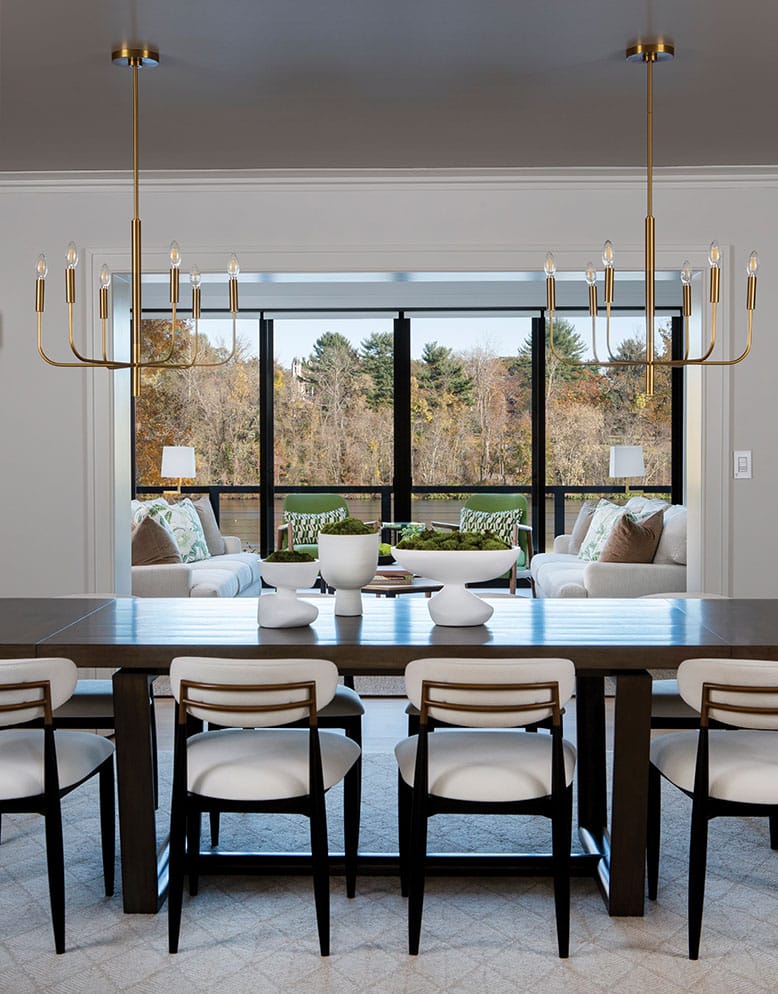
[577,500,627,562]
[653,505,687,565]
[624,496,669,516]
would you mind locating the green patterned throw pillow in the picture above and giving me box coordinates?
[459,506,523,547]
[134,497,210,563]
[284,506,348,546]
[576,500,627,562]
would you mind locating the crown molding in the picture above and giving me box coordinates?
[1,165,778,195]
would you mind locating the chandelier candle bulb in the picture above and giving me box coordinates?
[169,241,181,305]
[65,241,78,304]
[191,267,202,320]
[228,254,240,313]
[99,265,111,321]
[586,262,598,317]
[681,261,693,319]
[35,255,47,313]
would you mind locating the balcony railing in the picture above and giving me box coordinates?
[136,482,673,557]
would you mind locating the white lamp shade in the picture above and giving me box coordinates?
[161,446,196,479]
[609,445,644,479]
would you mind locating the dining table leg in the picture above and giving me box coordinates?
[609,669,652,915]
[112,669,167,913]
[576,669,652,916]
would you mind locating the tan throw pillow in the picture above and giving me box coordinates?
[131,515,182,566]
[599,509,664,564]
[567,501,597,555]
[192,496,226,556]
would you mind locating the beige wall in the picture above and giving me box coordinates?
[0,168,775,595]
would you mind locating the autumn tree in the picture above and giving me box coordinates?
[361,332,394,409]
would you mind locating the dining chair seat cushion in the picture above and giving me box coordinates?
[651,729,778,804]
[318,684,365,719]
[0,729,114,800]
[395,729,576,803]
[186,727,361,801]
[651,679,698,719]
[53,680,114,721]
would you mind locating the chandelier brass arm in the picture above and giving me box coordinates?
[35,46,240,397]
[544,40,758,397]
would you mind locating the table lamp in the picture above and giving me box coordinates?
[609,444,644,496]
[161,445,196,494]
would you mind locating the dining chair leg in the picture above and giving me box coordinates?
[343,756,361,899]
[149,690,159,810]
[769,811,778,850]
[688,795,709,960]
[646,763,661,901]
[551,787,572,958]
[43,794,66,954]
[343,717,362,899]
[187,811,202,897]
[167,800,187,954]
[398,774,411,897]
[407,786,428,955]
[208,811,220,847]
[98,758,115,897]
[310,790,331,956]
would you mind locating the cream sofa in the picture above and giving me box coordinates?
[530,501,687,598]
[131,535,262,597]
[131,496,261,598]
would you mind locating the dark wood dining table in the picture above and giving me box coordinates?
[3,594,778,918]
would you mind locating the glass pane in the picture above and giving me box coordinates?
[545,312,674,547]
[409,315,533,522]
[273,316,394,528]
[134,316,261,545]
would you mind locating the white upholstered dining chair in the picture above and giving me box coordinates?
[395,656,577,957]
[0,657,115,953]
[167,656,361,956]
[648,656,778,959]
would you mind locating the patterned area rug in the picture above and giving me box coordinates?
[3,749,778,993]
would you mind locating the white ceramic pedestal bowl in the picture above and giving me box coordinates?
[318,531,380,616]
[258,559,320,628]
[390,546,519,626]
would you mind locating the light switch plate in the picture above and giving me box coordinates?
[734,450,752,479]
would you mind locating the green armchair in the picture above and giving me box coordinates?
[432,493,534,595]
[276,493,350,558]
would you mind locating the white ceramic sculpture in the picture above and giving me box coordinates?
[317,531,380,616]
[257,559,320,628]
[390,546,519,626]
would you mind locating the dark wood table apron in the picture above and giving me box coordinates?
[12,595,778,916]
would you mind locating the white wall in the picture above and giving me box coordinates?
[0,168,775,596]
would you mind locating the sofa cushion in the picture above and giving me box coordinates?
[459,506,523,547]
[577,500,627,562]
[600,509,664,564]
[654,505,687,565]
[192,496,226,557]
[284,506,348,546]
[131,515,182,566]
[189,554,260,594]
[188,569,240,598]
[567,501,597,555]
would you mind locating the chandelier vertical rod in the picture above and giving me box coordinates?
[131,59,142,397]
[644,53,656,396]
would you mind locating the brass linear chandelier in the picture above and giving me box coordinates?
[35,45,240,398]
[544,40,758,397]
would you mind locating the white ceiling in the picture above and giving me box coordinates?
[2,0,777,173]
